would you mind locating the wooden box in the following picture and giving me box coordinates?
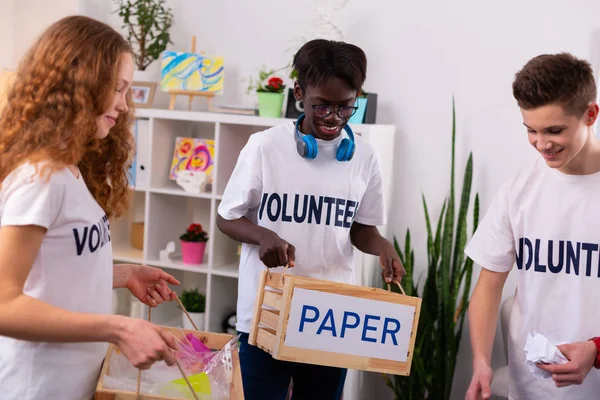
[95,328,244,399]
[249,271,421,376]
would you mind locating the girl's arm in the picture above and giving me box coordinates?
[0,224,178,369]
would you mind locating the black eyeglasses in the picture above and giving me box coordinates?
[312,104,359,119]
[300,84,359,119]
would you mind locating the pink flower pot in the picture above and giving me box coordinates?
[181,241,206,265]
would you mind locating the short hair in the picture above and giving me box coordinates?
[292,39,367,92]
[512,52,597,116]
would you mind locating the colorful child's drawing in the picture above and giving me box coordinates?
[161,52,224,93]
[169,137,215,181]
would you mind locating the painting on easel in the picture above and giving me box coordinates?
[160,52,224,93]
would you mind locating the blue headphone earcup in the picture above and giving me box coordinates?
[336,138,355,161]
[304,135,318,159]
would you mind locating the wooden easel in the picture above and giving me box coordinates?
[168,36,215,112]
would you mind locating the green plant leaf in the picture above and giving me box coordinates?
[384,98,480,400]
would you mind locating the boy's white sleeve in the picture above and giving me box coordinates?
[354,153,386,226]
[218,135,263,221]
[1,166,65,229]
[464,182,515,272]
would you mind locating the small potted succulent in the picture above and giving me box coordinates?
[179,223,208,265]
[247,66,287,118]
[179,287,206,331]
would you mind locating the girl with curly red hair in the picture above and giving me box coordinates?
[0,15,180,399]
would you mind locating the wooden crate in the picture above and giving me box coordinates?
[248,271,422,376]
[95,327,244,399]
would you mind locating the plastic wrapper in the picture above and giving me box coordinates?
[102,330,240,399]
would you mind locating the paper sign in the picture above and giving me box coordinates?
[284,288,416,362]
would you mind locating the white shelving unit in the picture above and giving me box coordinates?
[111,108,396,337]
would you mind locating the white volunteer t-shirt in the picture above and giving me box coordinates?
[0,162,113,400]
[465,158,600,400]
[218,121,386,333]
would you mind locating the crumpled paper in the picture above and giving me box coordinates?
[524,331,568,379]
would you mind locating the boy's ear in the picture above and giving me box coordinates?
[293,81,303,101]
[585,103,599,126]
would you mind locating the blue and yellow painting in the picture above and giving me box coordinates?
[160,52,224,93]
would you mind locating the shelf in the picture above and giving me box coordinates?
[112,243,143,264]
[212,263,240,278]
[146,258,210,274]
[136,108,290,127]
[149,185,213,199]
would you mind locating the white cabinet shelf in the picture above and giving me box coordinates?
[111,108,396,338]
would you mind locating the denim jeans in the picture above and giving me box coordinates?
[238,332,347,400]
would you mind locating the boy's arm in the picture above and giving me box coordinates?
[217,215,295,268]
[466,268,509,400]
[350,222,405,283]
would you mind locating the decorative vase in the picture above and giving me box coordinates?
[257,92,284,118]
[133,69,154,83]
[183,311,205,331]
[180,241,206,264]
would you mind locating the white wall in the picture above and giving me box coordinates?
[0,0,80,70]
[80,0,600,398]
[0,0,15,70]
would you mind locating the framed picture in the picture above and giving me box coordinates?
[131,82,156,108]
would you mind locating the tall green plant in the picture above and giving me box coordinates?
[383,98,480,400]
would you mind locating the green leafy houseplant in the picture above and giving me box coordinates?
[113,0,174,71]
[180,223,208,243]
[383,98,480,400]
[180,288,206,314]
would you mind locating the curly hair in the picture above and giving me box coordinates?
[0,15,135,219]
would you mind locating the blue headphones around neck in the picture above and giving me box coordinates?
[294,114,356,161]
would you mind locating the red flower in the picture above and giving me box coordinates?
[188,223,203,232]
[268,77,283,86]
[267,76,283,90]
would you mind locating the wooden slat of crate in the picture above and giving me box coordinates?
[277,346,411,376]
[94,328,244,399]
[262,290,283,310]
[248,270,268,346]
[273,276,294,357]
[256,327,276,355]
[265,271,285,290]
[291,274,421,306]
[259,308,280,329]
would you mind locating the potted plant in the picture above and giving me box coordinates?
[382,98,479,399]
[113,0,174,81]
[247,66,287,118]
[179,223,208,265]
[179,288,206,331]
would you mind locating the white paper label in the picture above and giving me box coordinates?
[283,288,416,362]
